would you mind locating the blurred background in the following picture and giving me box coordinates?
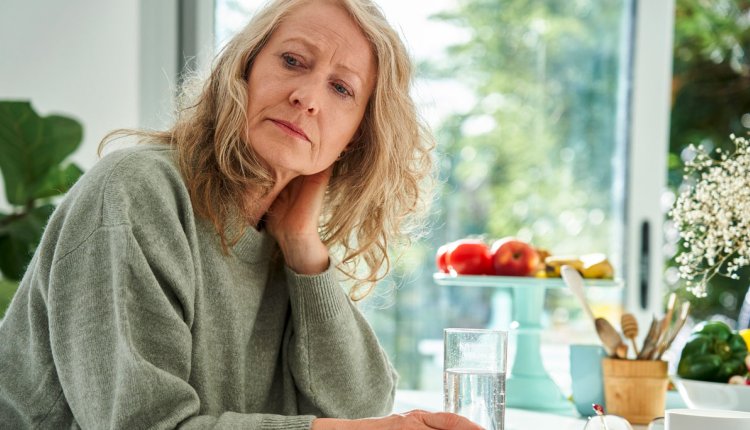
[2,0,749,394]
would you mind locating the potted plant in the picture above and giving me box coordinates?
[0,101,84,317]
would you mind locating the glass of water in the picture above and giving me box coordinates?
[444,328,508,430]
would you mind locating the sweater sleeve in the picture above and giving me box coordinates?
[284,263,399,418]
[46,224,315,430]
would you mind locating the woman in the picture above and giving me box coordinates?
[0,0,481,429]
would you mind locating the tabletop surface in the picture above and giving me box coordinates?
[394,389,649,430]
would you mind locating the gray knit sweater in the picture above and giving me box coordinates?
[0,145,397,429]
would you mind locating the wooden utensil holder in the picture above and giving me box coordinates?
[602,358,668,425]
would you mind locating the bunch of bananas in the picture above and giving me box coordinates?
[537,253,614,279]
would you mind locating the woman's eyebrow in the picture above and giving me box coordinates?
[281,36,319,52]
[280,36,365,88]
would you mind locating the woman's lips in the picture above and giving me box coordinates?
[270,119,310,142]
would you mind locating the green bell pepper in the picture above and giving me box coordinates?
[677,321,749,382]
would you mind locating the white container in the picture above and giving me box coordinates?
[666,408,750,430]
[672,376,750,411]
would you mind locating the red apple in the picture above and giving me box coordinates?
[435,243,451,273]
[490,237,539,276]
[446,239,493,275]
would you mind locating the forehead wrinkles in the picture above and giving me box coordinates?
[275,12,372,67]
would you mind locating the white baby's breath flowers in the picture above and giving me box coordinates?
[670,134,750,297]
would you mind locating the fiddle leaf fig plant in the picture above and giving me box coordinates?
[0,101,84,286]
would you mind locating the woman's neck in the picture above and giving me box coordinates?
[245,176,293,230]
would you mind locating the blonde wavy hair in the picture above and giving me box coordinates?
[101,0,434,300]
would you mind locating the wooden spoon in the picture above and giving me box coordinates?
[595,317,627,358]
[561,265,596,324]
[646,293,677,360]
[561,265,626,358]
[643,318,666,360]
[614,343,629,360]
[636,316,659,360]
[658,293,677,340]
[656,301,691,360]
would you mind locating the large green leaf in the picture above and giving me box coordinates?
[33,164,84,200]
[0,204,54,240]
[0,235,27,281]
[0,101,83,205]
[0,278,19,319]
[0,204,55,281]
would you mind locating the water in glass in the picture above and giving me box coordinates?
[444,368,505,430]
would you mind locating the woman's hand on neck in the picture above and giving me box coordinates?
[261,167,333,275]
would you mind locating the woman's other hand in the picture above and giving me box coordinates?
[312,410,485,430]
[266,167,332,275]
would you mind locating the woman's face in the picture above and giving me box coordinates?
[245,1,376,180]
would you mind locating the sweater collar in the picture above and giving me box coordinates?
[231,223,277,263]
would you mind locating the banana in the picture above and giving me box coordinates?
[543,255,583,277]
[543,253,614,279]
[580,253,614,279]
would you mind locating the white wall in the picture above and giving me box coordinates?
[0,0,140,170]
[0,0,180,210]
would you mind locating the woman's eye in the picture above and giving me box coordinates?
[282,53,301,68]
[332,82,353,97]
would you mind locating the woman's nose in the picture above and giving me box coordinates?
[289,83,320,115]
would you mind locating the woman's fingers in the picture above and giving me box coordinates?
[305,165,334,200]
[291,166,333,222]
[268,166,332,234]
[418,411,484,430]
[265,167,334,274]
[346,411,484,430]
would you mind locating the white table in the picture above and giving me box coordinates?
[394,390,650,429]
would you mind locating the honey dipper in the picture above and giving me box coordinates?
[621,313,639,357]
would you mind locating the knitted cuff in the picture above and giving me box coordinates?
[285,261,350,323]
[261,415,315,430]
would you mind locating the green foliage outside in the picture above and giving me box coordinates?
[667,0,750,322]
[365,0,750,389]
[0,101,84,318]
[424,0,626,251]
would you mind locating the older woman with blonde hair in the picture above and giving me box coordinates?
[0,0,482,429]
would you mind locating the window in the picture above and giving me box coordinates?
[213,0,670,392]
[370,0,634,391]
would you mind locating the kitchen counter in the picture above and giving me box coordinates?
[394,390,651,429]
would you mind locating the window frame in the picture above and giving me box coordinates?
[138,0,215,131]
[625,0,675,322]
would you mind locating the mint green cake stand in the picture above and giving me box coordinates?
[433,273,621,415]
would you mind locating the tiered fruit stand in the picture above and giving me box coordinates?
[434,273,622,414]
